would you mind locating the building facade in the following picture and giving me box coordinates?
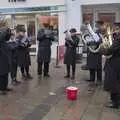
[0,0,120,58]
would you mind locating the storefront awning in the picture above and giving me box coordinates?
[0,5,66,15]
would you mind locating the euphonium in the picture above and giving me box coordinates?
[82,24,101,53]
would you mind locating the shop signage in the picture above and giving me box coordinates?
[8,0,26,2]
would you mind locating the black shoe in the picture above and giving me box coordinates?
[44,74,50,77]
[64,75,70,78]
[5,88,13,92]
[1,91,7,95]
[85,79,94,82]
[106,104,120,109]
[12,80,21,84]
[22,74,26,80]
[38,72,42,76]
[96,81,102,86]
[71,75,75,80]
[26,74,33,79]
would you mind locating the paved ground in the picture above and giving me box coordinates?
[0,56,120,120]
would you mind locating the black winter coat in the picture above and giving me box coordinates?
[16,36,31,67]
[64,35,79,65]
[104,33,120,93]
[0,41,10,75]
[7,40,18,72]
[37,29,54,63]
[87,50,102,70]
[87,31,102,70]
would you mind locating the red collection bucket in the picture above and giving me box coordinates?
[66,86,78,100]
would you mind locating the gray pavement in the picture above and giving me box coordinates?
[0,56,120,120]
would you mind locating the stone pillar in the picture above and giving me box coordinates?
[115,9,120,22]
[66,0,82,32]
[58,12,66,45]
[93,8,98,29]
[11,15,16,29]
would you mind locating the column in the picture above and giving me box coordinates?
[115,9,120,22]
[58,12,66,45]
[11,15,16,29]
[35,14,38,56]
[93,8,98,29]
[65,0,82,33]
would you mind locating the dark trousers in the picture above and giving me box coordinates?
[38,62,49,75]
[11,63,17,80]
[90,69,102,82]
[21,66,29,77]
[110,92,120,106]
[66,64,76,76]
[0,74,8,91]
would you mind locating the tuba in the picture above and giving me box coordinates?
[81,23,113,58]
[82,23,101,53]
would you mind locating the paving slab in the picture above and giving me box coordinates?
[0,57,120,120]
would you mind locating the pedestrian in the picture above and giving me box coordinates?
[37,24,54,77]
[64,28,79,80]
[104,23,120,109]
[86,21,104,86]
[16,25,32,80]
[0,27,12,95]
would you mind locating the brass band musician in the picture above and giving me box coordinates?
[64,28,79,80]
[104,23,120,109]
[86,21,105,86]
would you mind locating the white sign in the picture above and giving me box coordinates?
[8,0,26,2]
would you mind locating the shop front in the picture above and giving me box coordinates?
[82,4,120,28]
[0,5,66,57]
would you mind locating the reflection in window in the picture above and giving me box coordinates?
[37,13,59,42]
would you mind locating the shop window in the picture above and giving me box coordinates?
[98,13,115,23]
[83,13,93,25]
[36,13,59,42]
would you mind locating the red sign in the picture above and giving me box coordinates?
[98,13,115,23]
[58,45,65,63]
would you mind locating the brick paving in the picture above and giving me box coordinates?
[0,56,119,120]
